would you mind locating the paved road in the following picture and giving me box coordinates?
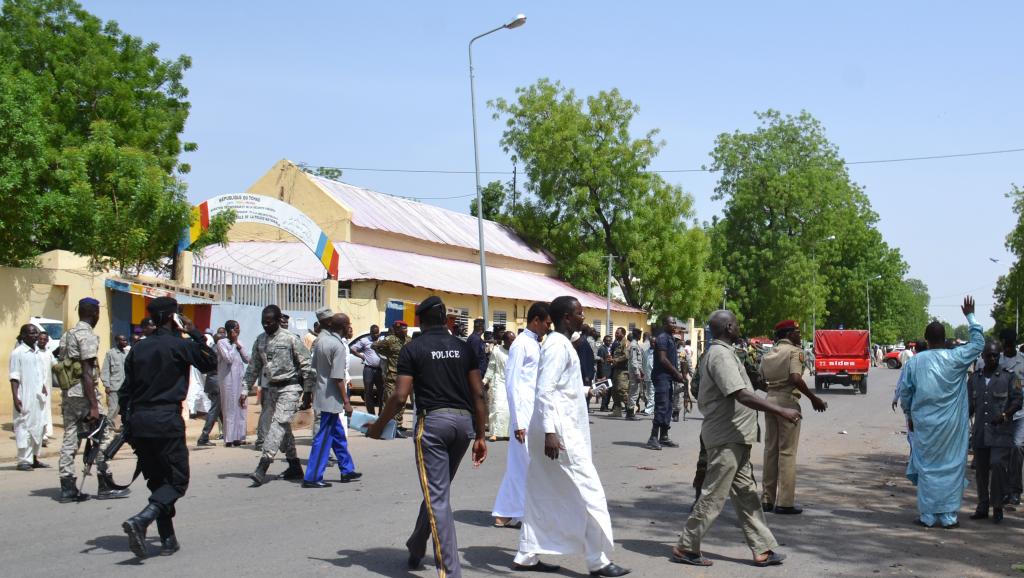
[1,368,1021,577]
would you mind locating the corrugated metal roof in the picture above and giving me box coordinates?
[308,175,554,266]
[197,242,643,314]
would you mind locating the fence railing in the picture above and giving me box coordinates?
[193,264,325,311]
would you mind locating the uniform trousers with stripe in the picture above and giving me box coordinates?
[407,411,474,578]
[304,412,355,482]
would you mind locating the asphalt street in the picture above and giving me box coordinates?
[1,368,1022,577]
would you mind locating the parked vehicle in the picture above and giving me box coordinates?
[883,350,902,369]
[30,316,63,352]
[814,329,871,394]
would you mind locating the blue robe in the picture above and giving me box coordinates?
[899,314,984,526]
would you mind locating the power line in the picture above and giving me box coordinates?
[302,146,1024,178]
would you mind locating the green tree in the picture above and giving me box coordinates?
[991,184,1024,333]
[707,110,925,340]
[468,180,508,221]
[488,79,720,317]
[0,66,46,266]
[0,0,232,268]
[952,324,969,341]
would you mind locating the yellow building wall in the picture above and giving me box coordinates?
[0,251,116,417]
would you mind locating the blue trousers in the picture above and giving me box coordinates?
[653,376,673,428]
[305,412,355,482]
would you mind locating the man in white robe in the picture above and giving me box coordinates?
[37,331,55,443]
[513,297,630,577]
[492,303,550,528]
[485,332,513,441]
[10,324,49,470]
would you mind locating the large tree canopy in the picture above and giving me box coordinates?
[991,184,1024,333]
[487,79,720,318]
[708,110,927,341]
[0,0,231,272]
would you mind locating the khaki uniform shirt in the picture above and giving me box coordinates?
[243,329,315,393]
[698,339,759,449]
[759,341,804,397]
[60,320,100,397]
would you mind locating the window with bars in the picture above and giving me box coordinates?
[628,322,636,332]
[492,310,508,329]
[593,319,603,338]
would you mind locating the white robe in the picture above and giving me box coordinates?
[485,345,511,438]
[518,331,614,561]
[10,343,47,452]
[492,329,541,519]
[37,348,55,437]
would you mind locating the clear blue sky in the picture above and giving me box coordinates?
[82,0,1024,327]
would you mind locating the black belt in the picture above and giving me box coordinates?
[417,407,471,417]
[269,379,300,387]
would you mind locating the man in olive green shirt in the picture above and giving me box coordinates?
[672,310,800,569]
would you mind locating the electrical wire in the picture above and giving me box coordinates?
[301,146,1024,179]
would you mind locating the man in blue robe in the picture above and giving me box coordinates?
[899,296,984,528]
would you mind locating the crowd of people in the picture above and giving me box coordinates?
[10,291,1023,574]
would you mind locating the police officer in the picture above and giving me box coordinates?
[968,340,1023,523]
[120,297,217,558]
[758,320,827,515]
[241,304,315,486]
[368,296,488,578]
[57,297,128,502]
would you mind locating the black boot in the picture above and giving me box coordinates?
[97,473,131,499]
[659,426,679,448]
[644,424,661,450]
[281,457,304,480]
[196,433,213,447]
[156,516,180,556]
[671,410,680,422]
[625,408,637,421]
[59,476,89,503]
[122,503,161,558]
[250,457,272,486]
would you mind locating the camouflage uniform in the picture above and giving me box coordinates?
[58,321,114,479]
[372,333,408,428]
[244,330,314,461]
[608,339,630,416]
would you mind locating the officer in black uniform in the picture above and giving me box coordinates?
[368,295,489,578]
[119,297,217,558]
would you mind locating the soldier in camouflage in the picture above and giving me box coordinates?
[240,305,315,486]
[57,297,129,502]
[609,327,629,417]
[372,320,410,434]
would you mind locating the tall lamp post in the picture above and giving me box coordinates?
[469,13,526,329]
[866,274,882,344]
[811,234,837,338]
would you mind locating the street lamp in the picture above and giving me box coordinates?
[469,13,526,329]
[866,274,882,344]
[811,234,836,338]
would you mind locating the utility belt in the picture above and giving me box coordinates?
[766,384,801,399]
[133,401,181,412]
[269,379,300,387]
[417,407,472,418]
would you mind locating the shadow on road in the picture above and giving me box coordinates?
[453,508,495,527]
[311,547,421,576]
[81,535,146,565]
[29,486,63,501]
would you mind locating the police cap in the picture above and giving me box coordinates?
[415,296,445,316]
[147,296,178,315]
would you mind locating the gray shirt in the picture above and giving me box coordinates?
[101,347,129,391]
[312,330,348,414]
[350,335,381,368]
[999,353,1024,420]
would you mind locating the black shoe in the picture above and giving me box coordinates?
[408,554,423,570]
[59,477,89,503]
[281,458,304,480]
[644,437,662,451]
[625,410,637,421]
[773,506,803,515]
[250,457,272,486]
[31,459,50,469]
[159,535,180,556]
[762,503,775,512]
[196,435,214,447]
[659,437,679,448]
[994,509,1004,524]
[301,480,333,488]
[340,472,363,483]
[122,503,161,558]
[97,473,131,500]
[970,508,989,520]
[513,560,561,572]
[16,463,32,471]
[590,562,631,577]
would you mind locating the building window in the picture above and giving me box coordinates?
[492,310,507,329]
[628,322,636,332]
[593,319,603,338]
[338,280,352,299]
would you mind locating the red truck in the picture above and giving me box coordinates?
[814,329,871,394]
